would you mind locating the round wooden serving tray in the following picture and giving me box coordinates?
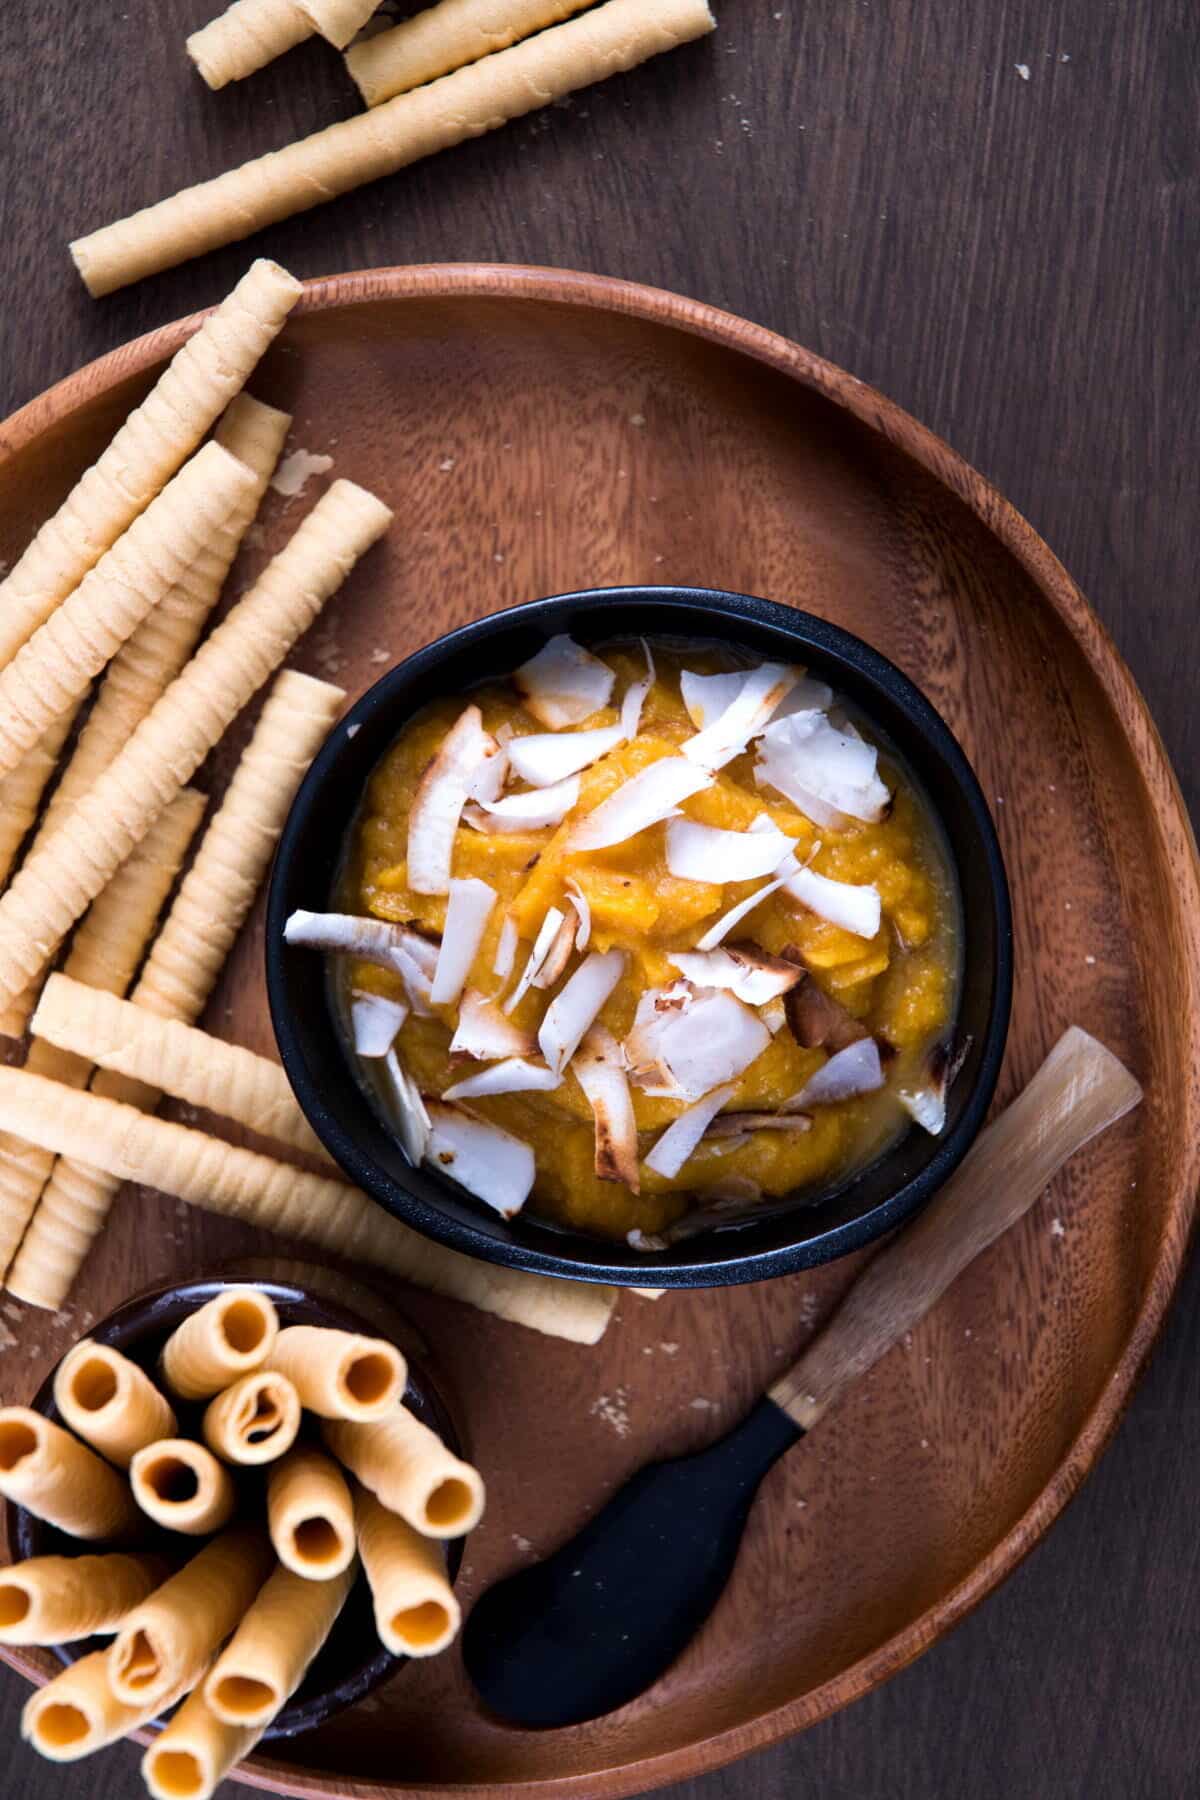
[0,266,1197,1800]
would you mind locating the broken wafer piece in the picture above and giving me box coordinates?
[294,0,377,47]
[187,0,314,88]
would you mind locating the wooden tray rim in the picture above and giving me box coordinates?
[2,262,1198,1800]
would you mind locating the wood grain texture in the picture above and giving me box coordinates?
[0,3,1197,1800]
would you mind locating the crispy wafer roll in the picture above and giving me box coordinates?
[204,1558,354,1726]
[354,1485,459,1655]
[347,0,593,106]
[203,1371,300,1465]
[30,977,332,1164]
[323,1410,484,1539]
[295,0,377,46]
[161,1288,279,1401]
[6,672,346,1311]
[187,0,313,89]
[0,260,300,662]
[21,1648,187,1762]
[108,1524,273,1709]
[131,1439,237,1535]
[265,1325,405,1421]
[53,1341,177,1467]
[0,1407,139,1539]
[0,791,205,1285]
[0,1551,166,1646]
[267,1447,355,1579]
[0,1070,618,1343]
[0,481,388,1010]
[70,0,717,295]
[0,443,254,781]
[0,709,78,889]
[142,1685,260,1800]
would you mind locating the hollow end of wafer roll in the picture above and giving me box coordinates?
[204,1372,301,1465]
[53,1341,177,1466]
[131,1440,237,1535]
[0,1552,168,1645]
[388,1595,459,1655]
[421,1473,482,1536]
[288,1512,351,1575]
[161,1287,279,1400]
[22,1669,108,1760]
[269,1326,406,1420]
[0,1413,41,1474]
[205,1670,279,1725]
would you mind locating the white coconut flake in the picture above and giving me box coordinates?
[408,705,497,894]
[783,1038,885,1109]
[531,909,577,989]
[643,1083,738,1178]
[503,907,567,1014]
[450,989,535,1061]
[626,986,770,1102]
[784,865,882,939]
[507,727,623,788]
[620,639,656,738]
[774,675,834,718]
[464,775,580,833]
[425,1101,535,1218]
[443,1058,562,1099]
[514,635,615,728]
[492,914,519,980]
[350,991,409,1058]
[284,912,437,1013]
[899,1087,946,1134]
[564,879,591,950]
[693,856,800,952]
[429,878,497,1006]
[680,669,743,730]
[567,759,713,852]
[681,661,800,770]
[756,711,890,826]
[468,744,509,803]
[382,1048,431,1164]
[668,944,803,1006]
[665,816,796,883]
[573,1025,640,1189]
[538,949,626,1075]
[761,996,787,1033]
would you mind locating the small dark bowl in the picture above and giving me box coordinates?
[267,587,1012,1288]
[6,1261,466,1739]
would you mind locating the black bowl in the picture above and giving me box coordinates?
[6,1261,466,1739]
[267,587,1012,1288]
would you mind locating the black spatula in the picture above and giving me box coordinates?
[463,1027,1140,1728]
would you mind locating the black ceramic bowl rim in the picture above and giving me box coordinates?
[267,587,1013,1287]
[7,1267,465,1739]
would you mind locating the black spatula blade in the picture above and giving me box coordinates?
[463,1397,802,1728]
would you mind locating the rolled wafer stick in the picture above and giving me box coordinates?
[347,0,594,106]
[0,442,254,781]
[161,1288,279,1401]
[0,1552,166,1646]
[131,1439,237,1535]
[0,1070,617,1342]
[354,1485,460,1656]
[142,1685,260,1800]
[294,0,378,49]
[324,1410,485,1538]
[0,791,205,1283]
[265,1325,406,1421]
[0,708,78,890]
[21,1648,188,1763]
[30,976,333,1164]
[267,1447,355,1579]
[188,0,314,89]
[204,1558,354,1726]
[7,671,346,1311]
[0,480,389,1010]
[108,1523,273,1709]
[70,0,717,295]
[53,1340,178,1467]
[0,259,300,664]
[203,1370,301,1465]
[0,1407,139,1539]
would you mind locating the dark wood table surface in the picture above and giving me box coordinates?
[1,0,1196,1795]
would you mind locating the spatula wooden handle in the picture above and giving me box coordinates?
[769,1027,1142,1430]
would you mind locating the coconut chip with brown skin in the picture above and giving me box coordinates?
[572,1025,640,1190]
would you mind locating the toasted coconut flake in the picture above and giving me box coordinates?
[450,988,536,1061]
[503,907,566,1014]
[514,635,615,728]
[507,726,623,788]
[468,743,509,804]
[899,1086,946,1135]
[756,711,890,826]
[784,864,882,939]
[620,639,656,740]
[627,1227,669,1253]
[783,1037,884,1110]
[665,816,796,883]
[567,759,713,852]
[783,967,868,1052]
[382,1048,431,1164]
[899,1035,970,1136]
[428,879,497,1007]
[538,949,626,1075]
[693,856,800,952]
[531,908,578,989]
[350,991,409,1058]
[443,1058,562,1100]
[285,911,436,1012]
[564,879,591,950]
[681,661,801,769]
[464,775,580,834]
[761,996,787,1033]
[424,1101,534,1219]
[668,942,804,1006]
[573,1025,640,1189]
[703,1111,812,1138]
[626,985,771,1102]
[643,1082,738,1178]
[408,705,497,894]
[493,913,519,980]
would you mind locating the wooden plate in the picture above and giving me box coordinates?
[1,266,1197,1800]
